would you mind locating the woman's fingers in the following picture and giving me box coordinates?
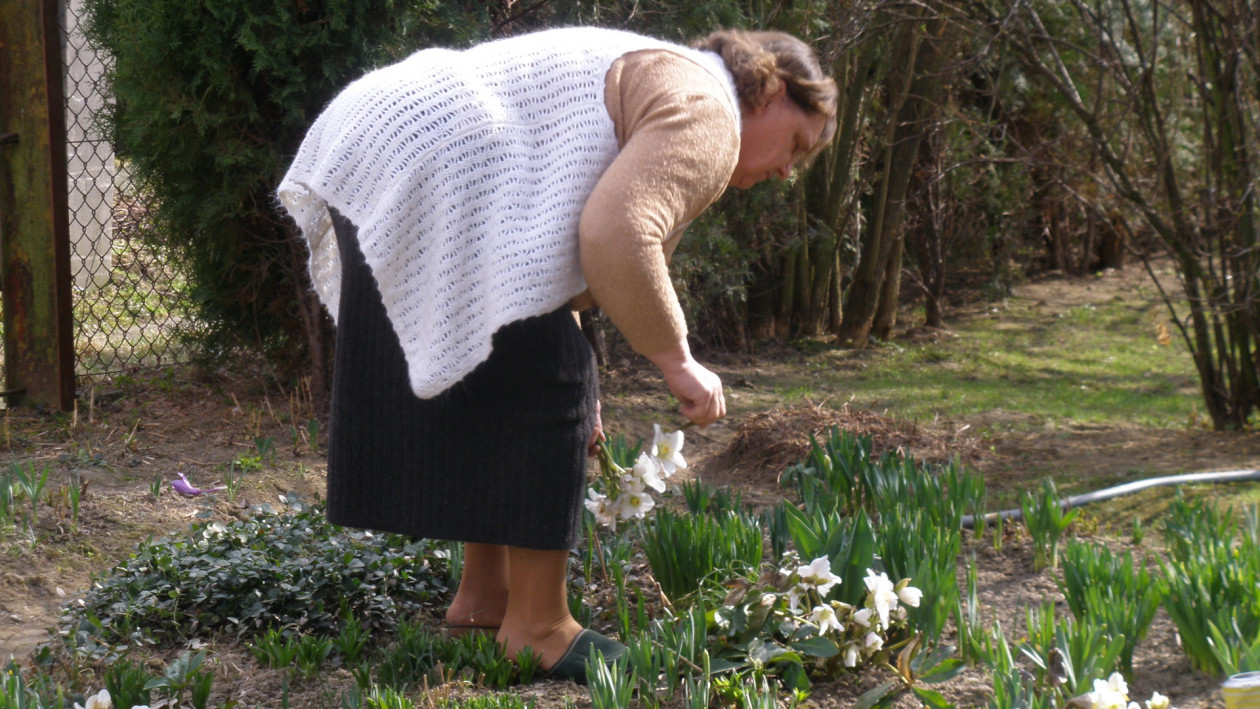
[665,360,725,427]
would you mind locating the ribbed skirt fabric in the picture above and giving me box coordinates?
[325,209,597,550]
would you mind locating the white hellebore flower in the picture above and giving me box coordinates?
[788,585,806,613]
[796,556,841,595]
[651,424,687,476]
[864,569,900,627]
[632,452,666,493]
[75,689,112,709]
[1087,673,1130,709]
[584,490,618,530]
[616,489,655,520]
[852,608,874,627]
[864,631,884,651]
[810,604,843,635]
[1145,692,1170,709]
[844,643,860,667]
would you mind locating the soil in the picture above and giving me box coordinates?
[1,266,1257,709]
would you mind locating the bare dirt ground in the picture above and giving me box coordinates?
[0,266,1257,708]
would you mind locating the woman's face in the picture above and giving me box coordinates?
[729,85,828,190]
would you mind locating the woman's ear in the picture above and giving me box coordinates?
[749,81,787,116]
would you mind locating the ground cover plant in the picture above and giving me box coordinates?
[0,266,1257,707]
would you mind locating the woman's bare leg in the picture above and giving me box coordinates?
[496,546,582,668]
[445,542,509,628]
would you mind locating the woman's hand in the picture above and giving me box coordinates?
[587,400,605,457]
[648,343,726,427]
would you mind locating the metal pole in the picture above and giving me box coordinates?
[0,0,76,410]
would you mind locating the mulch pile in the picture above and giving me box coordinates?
[696,405,987,497]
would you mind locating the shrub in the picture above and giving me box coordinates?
[63,504,448,647]
[82,0,487,374]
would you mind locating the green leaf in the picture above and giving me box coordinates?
[748,638,799,666]
[912,686,954,709]
[853,680,899,709]
[919,657,965,684]
[708,656,747,675]
[790,636,841,659]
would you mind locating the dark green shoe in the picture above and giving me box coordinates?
[544,629,627,684]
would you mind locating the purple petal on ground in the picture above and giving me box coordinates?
[172,474,203,496]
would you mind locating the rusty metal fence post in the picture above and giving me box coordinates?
[0,0,77,411]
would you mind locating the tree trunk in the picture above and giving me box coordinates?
[836,11,926,347]
[775,244,798,340]
[872,230,904,340]
[840,6,948,347]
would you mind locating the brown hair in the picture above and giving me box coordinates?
[693,29,838,162]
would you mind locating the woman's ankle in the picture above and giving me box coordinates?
[497,616,582,667]
[445,593,507,627]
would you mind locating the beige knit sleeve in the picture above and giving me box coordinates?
[578,50,740,358]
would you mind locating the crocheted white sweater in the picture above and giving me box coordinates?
[278,27,737,398]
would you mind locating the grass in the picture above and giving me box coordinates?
[817,292,1197,429]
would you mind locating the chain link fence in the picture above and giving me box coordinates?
[60,0,197,383]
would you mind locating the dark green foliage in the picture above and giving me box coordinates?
[373,620,526,690]
[782,429,986,531]
[251,628,300,669]
[877,507,961,643]
[63,506,447,647]
[1059,539,1162,678]
[779,426,981,637]
[779,502,876,608]
[640,507,764,605]
[1160,496,1260,674]
[334,614,370,665]
[681,478,748,516]
[1019,603,1125,698]
[82,0,487,370]
[1019,478,1079,570]
[439,696,536,709]
[104,659,152,709]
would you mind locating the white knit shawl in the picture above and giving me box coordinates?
[278,27,738,398]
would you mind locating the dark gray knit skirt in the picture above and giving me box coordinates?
[325,209,597,550]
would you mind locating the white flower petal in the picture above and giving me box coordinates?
[898,585,923,608]
[616,490,655,519]
[651,424,687,475]
[632,452,666,492]
[810,605,843,635]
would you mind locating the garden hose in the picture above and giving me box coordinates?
[960,468,1260,529]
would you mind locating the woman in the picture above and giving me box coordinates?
[278,25,835,682]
